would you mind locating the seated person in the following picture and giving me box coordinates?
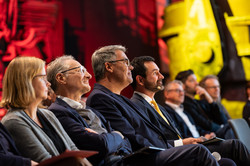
[243,81,250,126]
[199,75,231,119]
[0,122,37,166]
[129,56,249,166]
[175,69,235,139]
[47,55,131,166]
[164,80,215,139]
[0,56,91,166]
[86,45,230,166]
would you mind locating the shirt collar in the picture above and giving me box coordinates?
[57,95,86,110]
[134,91,154,104]
[165,101,183,110]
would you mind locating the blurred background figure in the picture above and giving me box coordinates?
[243,81,250,126]
[200,75,231,119]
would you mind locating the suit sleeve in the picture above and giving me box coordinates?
[243,101,250,126]
[184,101,220,132]
[49,106,125,159]
[203,101,228,125]
[0,154,31,166]
[87,93,154,151]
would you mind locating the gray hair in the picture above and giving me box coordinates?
[165,80,183,91]
[91,45,126,82]
[47,55,75,92]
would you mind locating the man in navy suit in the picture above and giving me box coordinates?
[0,122,37,166]
[129,56,250,166]
[47,55,133,166]
[86,45,225,166]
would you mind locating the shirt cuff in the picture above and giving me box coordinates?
[174,139,183,147]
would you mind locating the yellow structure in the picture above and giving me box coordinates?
[159,0,250,118]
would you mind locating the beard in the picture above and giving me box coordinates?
[185,86,196,96]
[144,80,163,92]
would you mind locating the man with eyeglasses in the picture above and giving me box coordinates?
[86,45,229,166]
[47,55,133,166]
[129,56,249,166]
[163,80,216,139]
[199,75,231,120]
[175,70,234,139]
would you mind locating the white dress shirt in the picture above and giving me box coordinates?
[165,101,200,138]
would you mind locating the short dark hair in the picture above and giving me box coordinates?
[175,69,194,83]
[130,56,155,89]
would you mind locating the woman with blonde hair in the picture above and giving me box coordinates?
[0,56,91,165]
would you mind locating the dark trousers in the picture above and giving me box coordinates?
[206,139,250,166]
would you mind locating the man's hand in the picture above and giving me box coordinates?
[112,131,124,139]
[204,132,216,140]
[182,137,204,145]
[196,86,213,103]
[31,160,38,166]
[85,128,98,134]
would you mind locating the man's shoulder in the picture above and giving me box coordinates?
[88,84,113,99]
[162,103,174,112]
[49,98,72,114]
[130,93,144,103]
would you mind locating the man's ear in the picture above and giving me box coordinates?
[104,62,113,73]
[56,73,66,85]
[182,84,186,90]
[136,75,144,86]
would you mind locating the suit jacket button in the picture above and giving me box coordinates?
[158,136,162,140]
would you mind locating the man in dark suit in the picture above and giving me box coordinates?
[47,55,132,166]
[0,122,37,166]
[163,80,214,139]
[86,45,226,166]
[129,56,250,166]
[175,69,234,139]
[199,75,231,120]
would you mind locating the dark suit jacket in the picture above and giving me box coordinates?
[86,83,171,151]
[243,100,250,126]
[130,93,182,146]
[163,103,210,138]
[183,96,225,132]
[0,123,30,166]
[48,98,132,165]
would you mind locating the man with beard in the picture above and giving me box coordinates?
[129,56,250,166]
[130,56,206,145]
[86,45,222,166]
[175,70,234,139]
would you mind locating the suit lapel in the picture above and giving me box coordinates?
[136,95,182,138]
[95,84,167,138]
[55,98,90,127]
[161,105,185,138]
[111,93,167,136]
